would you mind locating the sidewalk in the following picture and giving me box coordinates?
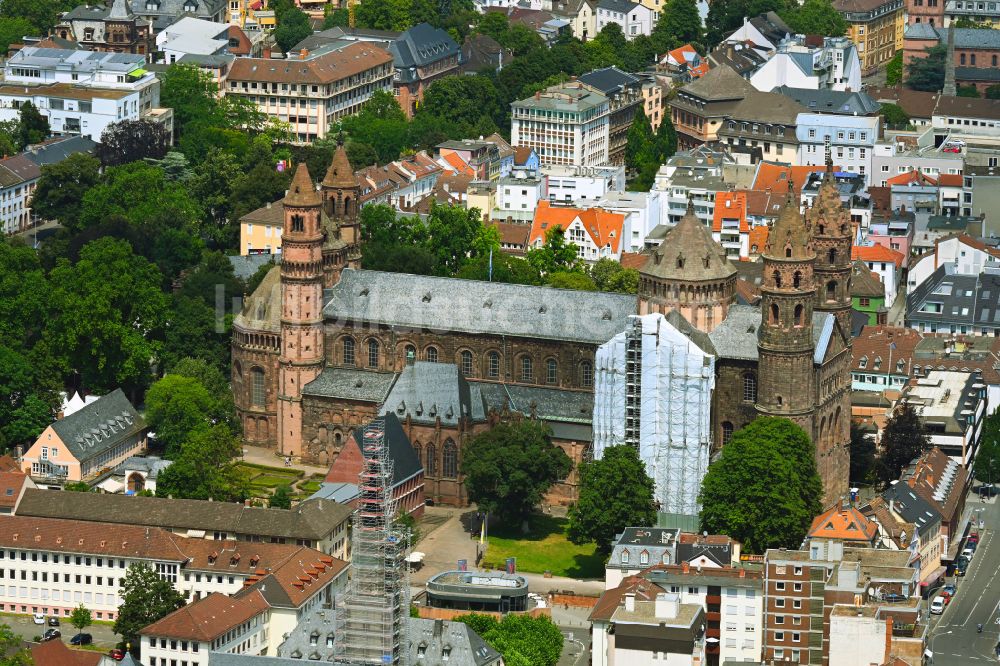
[239,444,329,478]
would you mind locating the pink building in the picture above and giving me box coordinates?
[866,214,914,258]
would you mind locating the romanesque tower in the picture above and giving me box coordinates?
[277,164,326,457]
[637,199,737,333]
[322,140,362,250]
[808,153,855,337]
[757,188,817,434]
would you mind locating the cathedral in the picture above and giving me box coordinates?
[232,144,852,507]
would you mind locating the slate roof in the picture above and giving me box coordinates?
[956,66,1000,82]
[708,305,835,362]
[882,482,941,538]
[681,64,754,101]
[22,136,97,166]
[302,368,397,402]
[608,527,679,568]
[323,269,636,345]
[391,23,460,83]
[209,655,304,666]
[49,389,145,465]
[384,361,484,425]
[130,0,226,19]
[227,254,275,281]
[350,412,422,484]
[597,0,639,12]
[773,85,880,116]
[14,489,352,541]
[641,202,736,282]
[578,66,641,95]
[850,260,885,299]
[232,265,281,333]
[474,382,594,424]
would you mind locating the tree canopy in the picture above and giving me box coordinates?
[114,563,186,658]
[155,423,248,501]
[974,411,1000,485]
[699,417,823,553]
[0,622,31,666]
[907,45,946,92]
[454,613,563,666]
[780,0,847,37]
[568,445,657,551]
[874,403,930,488]
[461,419,572,525]
[274,5,313,53]
[97,119,170,167]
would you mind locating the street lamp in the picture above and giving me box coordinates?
[927,630,952,664]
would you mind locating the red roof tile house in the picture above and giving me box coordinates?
[852,244,905,308]
[30,639,102,666]
[661,44,710,83]
[0,471,34,515]
[530,200,625,262]
[711,191,750,261]
[806,503,879,548]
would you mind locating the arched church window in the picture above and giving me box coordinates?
[426,443,437,475]
[460,350,473,376]
[826,281,837,302]
[443,440,458,479]
[250,368,265,407]
[342,337,355,366]
[773,271,782,288]
[368,339,379,368]
[581,361,594,387]
[487,352,500,379]
[743,374,757,402]
[722,422,734,445]
[426,346,438,363]
[291,214,304,233]
[785,246,792,258]
[794,304,804,327]
[793,271,801,288]
[520,356,534,382]
[770,303,779,325]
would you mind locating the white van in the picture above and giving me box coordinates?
[930,596,946,615]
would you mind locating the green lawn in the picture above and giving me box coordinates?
[481,514,605,579]
[298,480,323,494]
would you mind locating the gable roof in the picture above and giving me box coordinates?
[712,191,749,233]
[589,575,666,622]
[865,85,939,119]
[0,155,41,188]
[881,482,941,538]
[680,64,754,101]
[852,244,905,268]
[887,170,937,187]
[752,162,826,194]
[384,361,482,426]
[141,590,269,641]
[0,472,30,510]
[807,504,878,542]
[773,85,880,115]
[31,639,102,666]
[346,412,421,484]
[530,200,625,254]
[48,389,146,465]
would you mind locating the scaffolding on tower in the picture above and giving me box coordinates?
[334,416,410,666]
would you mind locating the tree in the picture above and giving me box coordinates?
[64,481,91,492]
[545,271,597,290]
[145,374,218,458]
[780,0,847,37]
[30,152,102,229]
[706,0,789,48]
[849,423,875,485]
[454,614,563,666]
[567,445,656,551]
[589,258,640,293]
[986,84,1000,99]
[886,51,903,86]
[658,0,703,46]
[699,417,823,553]
[462,419,572,525]
[0,622,31,666]
[958,84,981,98]
[342,90,410,164]
[974,411,1000,485]
[1,0,75,33]
[417,75,503,138]
[0,17,37,56]
[625,107,656,178]
[874,403,930,488]
[270,484,293,509]
[69,604,93,639]
[880,102,911,128]
[168,356,237,427]
[78,161,202,233]
[16,101,49,149]
[160,64,223,137]
[97,119,170,167]
[323,6,351,28]
[274,6,313,53]
[907,45,946,92]
[425,202,486,275]
[114,563,186,658]
[155,424,248,501]
[45,238,169,396]
[527,227,582,275]
[0,345,56,452]
[454,252,541,285]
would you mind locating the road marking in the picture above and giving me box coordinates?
[963,531,996,625]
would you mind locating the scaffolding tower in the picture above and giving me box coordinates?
[335,417,410,666]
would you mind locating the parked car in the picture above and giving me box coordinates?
[70,633,92,646]
[32,613,45,625]
[962,547,975,560]
[969,532,980,545]
[931,596,947,614]
[47,617,59,627]
[110,648,125,661]
[940,590,953,604]
[943,584,957,596]
[42,629,60,642]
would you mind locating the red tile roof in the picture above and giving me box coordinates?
[748,225,769,254]
[850,326,923,373]
[0,455,18,472]
[140,590,269,642]
[712,191,749,233]
[620,251,649,270]
[0,515,188,560]
[937,173,963,187]
[589,575,666,623]
[666,44,710,78]
[228,42,393,85]
[852,244,905,268]
[489,221,530,250]
[439,151,475,177]
[807,504,878,542]
[886,170,937,187]
[530,200,625,254]
[31,640,101,666]
[742,189,784,218]
[752,163,827,194]
[0,471,29,510]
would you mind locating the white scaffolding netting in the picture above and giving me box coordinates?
[593,314,714,517]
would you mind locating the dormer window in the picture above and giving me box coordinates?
[184,0,197,10]
[874,356,882,370]
[859,356,867,369]
[639,550,649,565]
[146,0,159,9]
[621,549,630,564]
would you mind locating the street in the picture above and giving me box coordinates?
[929,496,999,664]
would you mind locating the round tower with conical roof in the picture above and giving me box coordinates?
[808,155,855,336]
[756,187,817,429]
[637,199,737,333]
[277,163,326,457]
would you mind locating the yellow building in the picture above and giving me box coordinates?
[834,0,905,75]
[240,201,284,256]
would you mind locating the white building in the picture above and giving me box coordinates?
[593,313,715,519]
[529,200,625,262]
[907,234,1000,293]
[0,155,41,235]
[0,515,347,624]
[796,114,879,184]
[0,47,160,141]
[750,36,861,93]
[498,172,546,221]
[594,0,655,38]
[542,164,626,202]
[511,81,610,167]
[596,190,662,253]
[903,370,986,465]
[155,16,232,64]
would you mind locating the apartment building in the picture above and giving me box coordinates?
[52,0,153,54]
[225,42,394,143]
[578,67,643,166]
[511,81,610,167]
[0,155,41,235]
[797,114,880,184]
[0,47,160,140]
[529,200,624,262]
[0,515,346,624]
[750,36,862,93]
[669,65,755,150]
[716,89,805,165]
[13,489,353,560]
[834,0,905,75]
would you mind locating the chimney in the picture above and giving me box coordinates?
[300,48,309,60]
[263,46,271,59]
[682,561,690,573]
[739,568,746,578]
[624,593,636,612]
[654,593,679,619]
